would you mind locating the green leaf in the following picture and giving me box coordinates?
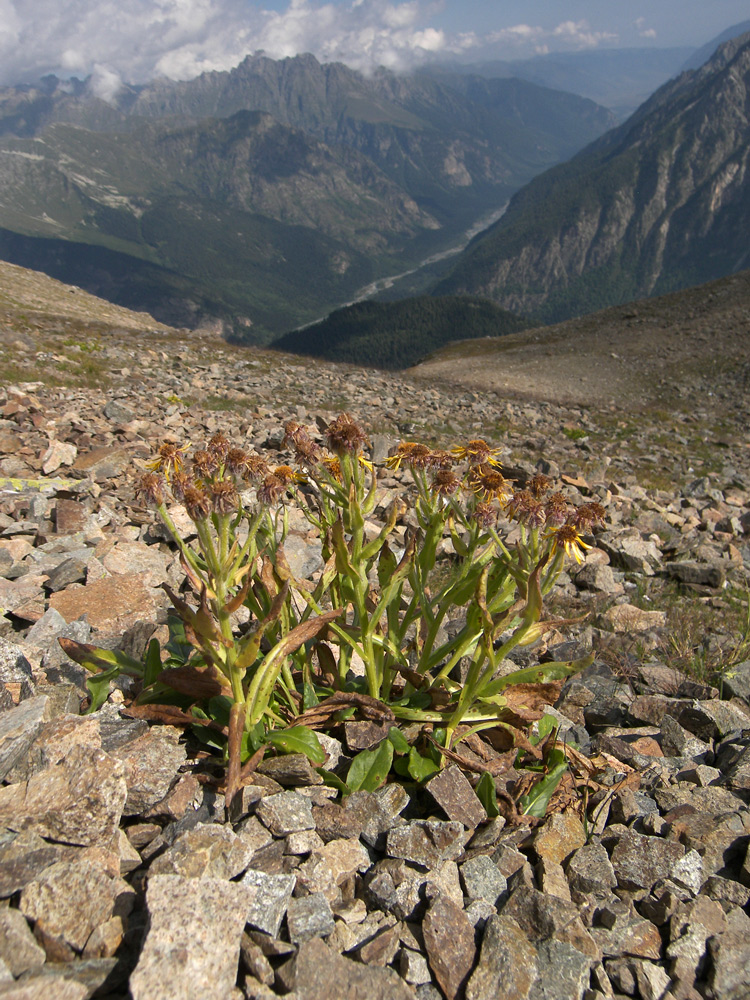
[387,727,411,755]
[519,759,568,818]
[165,614,193,665]
[530,713,559,746]
[316,768,351,795]
[406,746,441,783]
[475,771,499,818]
[143,638,164,688]
[85,666,119,713]
[346,740,394,793]
[302,681,319,712]
[265,726,326,764]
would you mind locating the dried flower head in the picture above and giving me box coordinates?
[183,485,211,521]
[273,465,305,487]
[472,501,498,528]
[225,448,250,476]
[209,479,239,514]
[257,474,286,506]
[325,413,369,456]
[207,432,230,462]
[505,490,546,528]
[284,421,323,465]
[192,449,218,480]
[467,464,512,502]
[569,502,606,530]
[544,492,571,526]
[169,470,193,502]
[136,472,165,507]
[426,450,455,470]
[240,453,271,483]
[549,523,592,564]
[452,439,500,467]
[431,468,460,497]
[527,474,552,499]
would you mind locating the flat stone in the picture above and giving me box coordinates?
[296,837,372,900]
[426,765,487,828]
[0,977,89,999]
[666,560,725,588]
[291,937,415,1000]
[529,939,595,1000]
[501,887,600,960]
[19,858,119,951]
[386,820,465,868]
[257,752,323,786]
[706,925,750,1000]
[0,831,63,897]
[72,446,129,482]
[0,906,46,976]
[110,725,186,815]
[0,696,49,781]
[54,499,89,535]
[601,603,667,633]
[149,823,254,880]
[423,893,476,1000]
[0,743,127,846]
[130,874,256,1000]
[466,914,538,1000]
[286,892,335,944]
[256,791,315,836]
[5,713,101,783]
[49,572,162,632]
[610,830,686,891]
[240,870,296,937]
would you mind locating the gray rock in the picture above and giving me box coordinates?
[423,893,476,1000]
[291,937,416,1000]
[722,660,750,703]
[0,977,89,999]
[0,696,48,781]
[257,752,324,786]
[19,859,120,951]
[466,914,538,1000]
[103,399,135,423]
[426,765,487,828]
[0,831,63,898]
[0,743,127,847]
[705,922,750,1000]
[566,843,617,897]
[386,820,465,868]
[666,560,725,588]
[110,725,186,815]
[130,874,257,1000]
[286,892,335,944]
[0,637,35,700]
[256,790,315,836]
[149,822,254,879]
[0,906,46,976]
[240,870,297,936]
[528,939,595,1000]
[460,855,508,906]
[610,830,686,892]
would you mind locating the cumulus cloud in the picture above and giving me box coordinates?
[0,1,621,90]
[634,17,657,40]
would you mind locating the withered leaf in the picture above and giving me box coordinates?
[158,665,226,699]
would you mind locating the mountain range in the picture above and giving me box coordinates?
[434,31,750,327]
[0,55,614,342]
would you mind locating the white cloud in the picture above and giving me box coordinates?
[0,2,622,88]
[634,17,657,40]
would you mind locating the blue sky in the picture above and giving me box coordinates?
[1,0,748,92]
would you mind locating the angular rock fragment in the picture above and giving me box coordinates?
[129,874,256,1000]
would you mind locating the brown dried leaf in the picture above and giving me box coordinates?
[158,665,226,700]
[122,703,226,732]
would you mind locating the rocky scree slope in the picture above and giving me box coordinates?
[435,32,750,325]
[0,266,749,997]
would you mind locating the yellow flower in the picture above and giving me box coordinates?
[146,441,189,481]
[452,439,501,466]
[548,524,592,564]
